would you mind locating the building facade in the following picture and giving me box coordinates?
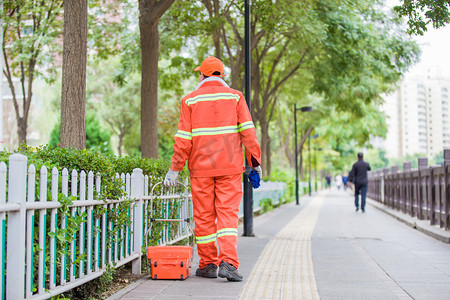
[383,66,450,159]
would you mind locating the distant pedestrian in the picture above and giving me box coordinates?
[325,174,331,189]
[348,152,371,212]
[335,174,343,190]
[342,173,349,190]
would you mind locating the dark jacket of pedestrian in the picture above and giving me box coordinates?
[348,159,371,186]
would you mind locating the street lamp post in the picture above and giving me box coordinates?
[243,0,253,236]
[294,105,312,205]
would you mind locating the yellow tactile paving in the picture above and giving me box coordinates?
[240,195,324,300]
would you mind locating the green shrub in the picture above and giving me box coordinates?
[266,168,293,203]
[13,144,188,200]
[49,114,113,155]
[259,198,274,213]
[2,145,190,296]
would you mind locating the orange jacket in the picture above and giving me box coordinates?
[171,77,261,177]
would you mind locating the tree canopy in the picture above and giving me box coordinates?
[394,0,450,35]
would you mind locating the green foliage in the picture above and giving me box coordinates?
[85,114,113,154]
[1,0,64,83]
[312,0,420,114]
[87,0,124,60]
[19,144,123,200]
[86,57,140,156]
[387,152,429,170]
[266,168,296,202]
[49,114,113,155]
[394,0,450,35]
[16,144,189,200]
[1,0,64,143]
[364,148,389,170]
[259,198,274,213]
[60,264,118,299]
[433,150,445,166]
[315,102,388,172]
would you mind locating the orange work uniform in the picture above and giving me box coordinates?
[170,76,261,268]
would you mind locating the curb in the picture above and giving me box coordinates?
[368,198,450,244]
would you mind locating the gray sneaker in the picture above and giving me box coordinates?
[195,263,218,278]
[218,261,243,282]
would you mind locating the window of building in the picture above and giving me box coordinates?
[442,87,448,92]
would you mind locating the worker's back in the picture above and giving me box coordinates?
[172,77,259,178]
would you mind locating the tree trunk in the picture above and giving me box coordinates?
[278,116,295,169]
[202,0,221,58]
[139,0,175,159]
[299,148,304,179]
[61,0,87,150]
[118,132,125,156]
[17,118,27,145]
[259,119,272,177]
[139,19,159,159]
[299,126,314,178]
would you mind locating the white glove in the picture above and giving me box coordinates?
[252,166,262,178]
[163,169,179,187]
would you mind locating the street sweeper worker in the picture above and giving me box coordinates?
[164,56,262,282]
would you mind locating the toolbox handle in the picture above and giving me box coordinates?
[145,181,194,245]
[150,181,187,197]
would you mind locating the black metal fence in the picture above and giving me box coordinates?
[367,149,450,230]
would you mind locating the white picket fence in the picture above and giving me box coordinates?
[0,154,192,300]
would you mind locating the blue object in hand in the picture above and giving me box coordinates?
[249,170,261,188]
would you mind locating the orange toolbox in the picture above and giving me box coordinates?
[147,245,192,280]
[145,182,194,280]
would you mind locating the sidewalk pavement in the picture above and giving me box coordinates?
[108,188,450,300]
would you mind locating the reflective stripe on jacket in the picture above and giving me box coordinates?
[171,77,261,177]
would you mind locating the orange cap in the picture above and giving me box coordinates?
[194,56,226,77]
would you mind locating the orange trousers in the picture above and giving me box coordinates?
[191,173,242,269]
